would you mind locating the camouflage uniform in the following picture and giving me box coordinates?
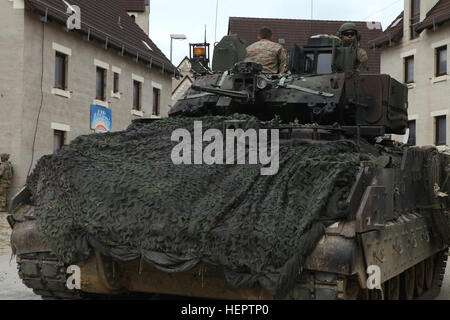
[246,39,288,74]
[0,154,13,211]
[342,39,368,73]
[355,47,368,73]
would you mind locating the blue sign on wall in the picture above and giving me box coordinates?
[90,105,112,132]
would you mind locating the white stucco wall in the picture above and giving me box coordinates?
[381,0,449,146]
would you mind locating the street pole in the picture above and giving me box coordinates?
[214,0,218,44]
[170,37,173,62]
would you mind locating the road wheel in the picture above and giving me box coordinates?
[386,275,400,300]
[401,267,415,300]
[415,261,425,297]
[424,255,435,290]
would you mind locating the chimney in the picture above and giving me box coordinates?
[123,0,150,36]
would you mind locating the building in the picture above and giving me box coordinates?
[228,17,384,73]
[371,0,450,146]
[0,0,179,192]
[119,0,150,36]
[172,57,194,105]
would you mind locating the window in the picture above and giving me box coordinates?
[436,116,446,146]
[152,88,160,116]
[130,15,136,22]
[113,72,120,93]
[96,67,106,101]
[133,81,141,110]
[304,53,315,74]
[410,0,420,39]
[55,52,67,90]
[404,56,414,83]
[408,120,416,145]
[316,53,332,74]
[53,130,65,153]
[436,46,447,77]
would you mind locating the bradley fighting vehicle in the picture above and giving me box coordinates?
[7,34,450,300]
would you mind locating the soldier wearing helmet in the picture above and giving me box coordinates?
[0,153,13,211]
[337,23,368,74]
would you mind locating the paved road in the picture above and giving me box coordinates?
[1,211,449,300]
[0,255,41,300]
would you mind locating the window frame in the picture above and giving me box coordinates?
[407,120,416,145]
[133,80,142,111]
[410,0,420,39]
[96,67,107,101]
[55,52,67,90]
[53,130,65,153]
[435,115,447,146]
[404,55,414,84]
[436,46,447,77]
[152,87,160,116]
[113,72,120,94]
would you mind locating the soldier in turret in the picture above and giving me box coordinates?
[246,27,288,74]
[0,153,13,211]
[337,23,368,73]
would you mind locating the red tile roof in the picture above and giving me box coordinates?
[370,12,404,48]
[228,17,384,73]
[25,0,177,76]
[416,0,450,32]
[118,0,146,12]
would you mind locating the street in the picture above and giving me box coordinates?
[0,211,449,300]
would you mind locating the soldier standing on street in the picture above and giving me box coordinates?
[337,23,368,74]
[0,153,13,212]
[246,27,288,74]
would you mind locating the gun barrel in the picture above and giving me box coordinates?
[191,85,250,100]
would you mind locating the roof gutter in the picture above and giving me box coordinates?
[25,0,181,78]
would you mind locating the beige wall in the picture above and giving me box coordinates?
[381,0,449,146]
[0,1,25,187]
[1,4,172,190]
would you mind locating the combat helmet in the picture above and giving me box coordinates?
[0,153,10,160]
[337,22,361,41]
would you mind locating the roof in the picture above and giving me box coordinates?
[172,74,193,95]
[118,0,146,12]
[228,17,384,73]
[25,0,178,76]
[416,0,450,32]
[370,12,404,48]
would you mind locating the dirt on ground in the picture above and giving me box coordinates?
[0,211,12,256]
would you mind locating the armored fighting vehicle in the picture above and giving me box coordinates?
[8,34,450,300]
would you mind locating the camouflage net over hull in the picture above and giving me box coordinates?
[27,115,361,296]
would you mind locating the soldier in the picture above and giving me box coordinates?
[246,27,288,74]
[0,153,13,212]
[337,23,368,74]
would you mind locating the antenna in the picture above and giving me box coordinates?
[205,24,207,43]
[310,0,313,37]
[214,0,219,44]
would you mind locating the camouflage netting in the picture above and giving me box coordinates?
[27,114,362,296]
